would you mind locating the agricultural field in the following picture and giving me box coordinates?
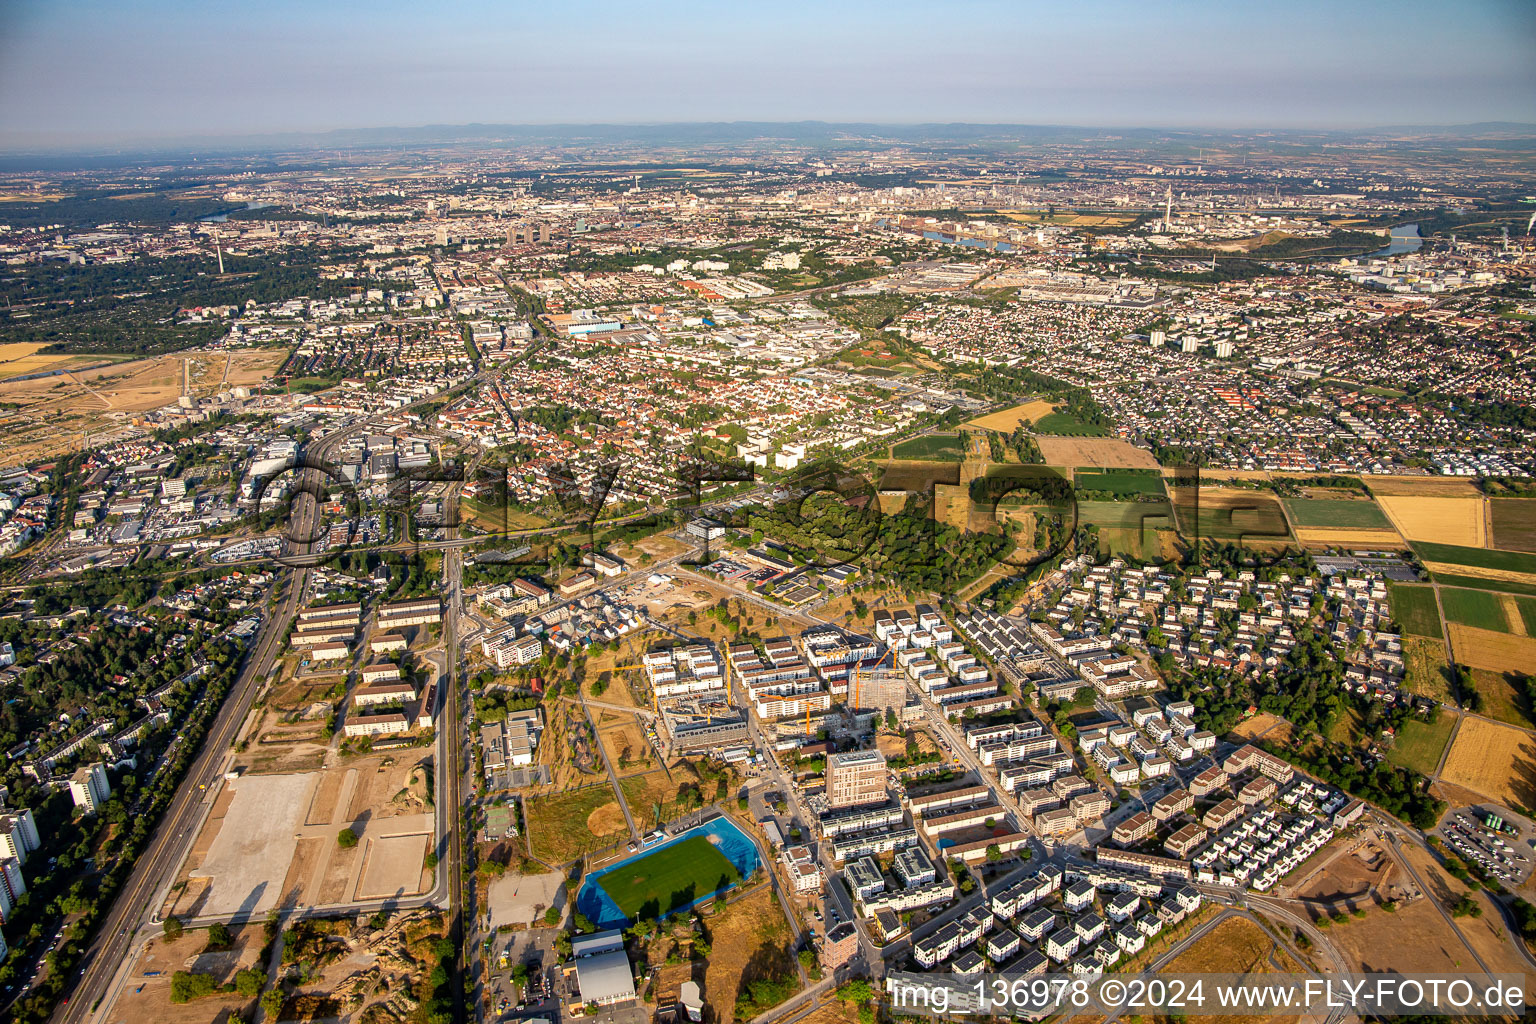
[1490,498,1536,553]
[1439,587,1512,633]
[596,835,741,919]
[1293,527,1406,549]
[1180,488,1293,548]
[1427,571,1536,597]
[965,398,1055,432]
[1074,469,1166,497]
[1377,495,1487,547]
[1031,410,1108,436]
[1385,711,1457,775]
[1366,476,1484,497]
[1416,540,1536,575]
[1283,496,1392,529]
[1519,596,1536,636]
[1388,583,1443,639]
[1447,622,1536,676]
[1033,435,1160,469]
[1440,716,1536,813]
[1402,636,1453,703]
[890,434,965,461]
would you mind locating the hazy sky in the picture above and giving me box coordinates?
[1,0,1533,150]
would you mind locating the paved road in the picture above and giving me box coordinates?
[59,402,435,1024]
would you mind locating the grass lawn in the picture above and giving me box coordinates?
[596,836,741,919]
[1414,541,1536,576]
[1389,583,1444,639]
[1386,712,1457,775]
[1075,469,1167,498]
[891,434,965,461]
[1032,411,1108,436]
[1440,587,1512,633]
[1283,497,1391,530]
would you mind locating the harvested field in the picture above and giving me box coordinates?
[1293,527,1406,549]
[1490,498,1536,553]
[1284,497,1392,529]
[1377,495,1487,547]
[1424,562,1536,589]
[1440,716,1536,809]
[1389,583,1444,638]
[1366,476,1483,496]
[965,399,1055,432]
[1446,622,1536,675]
[1033,436,1160,468]
[1440,587,1512,632]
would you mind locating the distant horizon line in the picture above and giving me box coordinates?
[4,118,1536,162]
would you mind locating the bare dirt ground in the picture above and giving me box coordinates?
[0,347,286,464]
[486,870,565,929]
[106,925,263,1024]
[1294,842,1396,902]
[1229,712,1293,745]
[172,753,435,917]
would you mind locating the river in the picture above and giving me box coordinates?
[1371,223,1422,257]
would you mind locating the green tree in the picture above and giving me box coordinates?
[162,916,183,941]
[338,827,359,848]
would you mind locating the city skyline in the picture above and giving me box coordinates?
[1,0,1534,151]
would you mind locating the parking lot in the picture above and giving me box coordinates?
[1438,807,1534,886]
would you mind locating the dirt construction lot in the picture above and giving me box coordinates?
[1376,495,1487,547]
[171,754,435,918]
[108,925,264,1024]
[1440,715,1536,809]
[1033,436,1161,469]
